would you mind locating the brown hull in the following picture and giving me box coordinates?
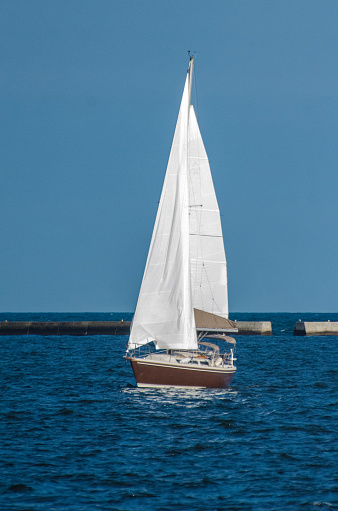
[128,357,235,389]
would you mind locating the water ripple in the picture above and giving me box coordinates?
[0,321,337,510]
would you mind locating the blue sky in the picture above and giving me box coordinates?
[1,0,338,313]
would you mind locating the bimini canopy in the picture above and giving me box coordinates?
[194,309,238,333]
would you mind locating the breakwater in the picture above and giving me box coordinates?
[0,320,272,336]
[0,321,130,336]
[294,321,338,336]
[234,321,272,335]
[2,320,338,336]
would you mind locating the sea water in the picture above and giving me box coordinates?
[0,313,337,510]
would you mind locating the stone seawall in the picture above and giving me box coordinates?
[0,321,131,336]
[293,322,338,336]
[234,321,272,335]
[0,321,272,336]
[3,321,337,336]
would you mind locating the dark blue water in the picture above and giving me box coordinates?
[1,313,337,510]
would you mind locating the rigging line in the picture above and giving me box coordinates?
[203,261,223,316]
[195,260,222,317]
[190,208,218,212]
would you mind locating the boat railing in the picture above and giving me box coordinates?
[198,339,236,366]
[126,342,235,368]
[126,343,167,359]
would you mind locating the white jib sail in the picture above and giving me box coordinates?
[188,105,229,318]
[128,62,198,351]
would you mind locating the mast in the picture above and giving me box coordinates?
[188,56,194,108]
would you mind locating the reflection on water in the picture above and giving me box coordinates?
[122,386,239,408]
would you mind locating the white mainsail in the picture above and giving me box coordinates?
[128,60,197,351]
[188,105,229,318]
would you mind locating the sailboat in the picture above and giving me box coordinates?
[125,57,237,388]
